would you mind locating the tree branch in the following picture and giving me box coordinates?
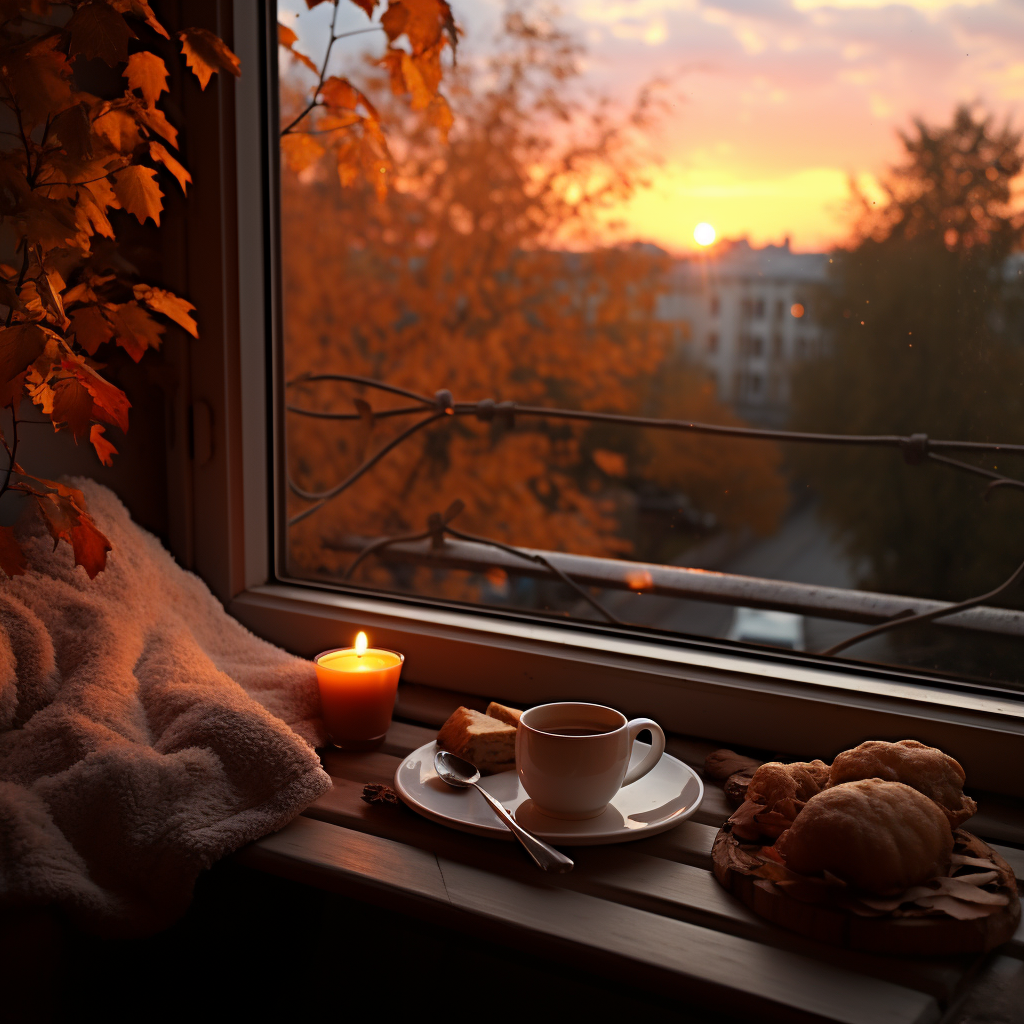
[281,0,344,136]
[0,403,20,503]
[33,174,114,190]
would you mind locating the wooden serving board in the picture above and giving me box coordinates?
[712,827,1020,956]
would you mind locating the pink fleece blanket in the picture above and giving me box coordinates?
[0,481,331,936]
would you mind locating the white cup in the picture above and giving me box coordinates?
[515,702,667,820]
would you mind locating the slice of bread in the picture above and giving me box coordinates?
[485,701,522,728]
[437,706,515,773]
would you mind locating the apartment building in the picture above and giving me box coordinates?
[658,239,829,425]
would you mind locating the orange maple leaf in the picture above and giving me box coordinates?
[51,376,94,440]
[124,51,168,107]
[112,165,163,226]
[135,103,178,148]
[69,306,115,355]
[2,37,74,130]
[27,479,112,578]
[0,323,50,385]
[106,301,164,361]
[93,106,142,153]
[321,76,363,111]
[69,516,111,578]
[67,2,137,68]
[0,525,27,578]
[400,52,432,110]
[64,359,130,433]
[278,23,318,74]
[118,0,170,39]
[89,423,117,467]
[178,27,241,91]
[381,0,455,55]
[148,142,191,194]
[132,284,198,337]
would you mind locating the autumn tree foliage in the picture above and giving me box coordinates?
[281,8,787,607]
[790,106,1024,604]
[0,1,239,578]
[638,364,789,544]
[279,0,457,197]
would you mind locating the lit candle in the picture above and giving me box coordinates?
[314,632,404,749]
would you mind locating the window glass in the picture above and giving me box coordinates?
[276,0,1024,690]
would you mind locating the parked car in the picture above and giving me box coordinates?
[726,607,806,651]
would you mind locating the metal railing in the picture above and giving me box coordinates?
[286,375,1024,658]
[322,533,1024,640]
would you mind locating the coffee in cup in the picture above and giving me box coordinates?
[515,702,666,820]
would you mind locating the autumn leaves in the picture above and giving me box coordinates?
[0,2,238,578]
[280,0,456,199]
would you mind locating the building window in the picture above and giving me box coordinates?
[754,298,765,318]
[708,332,719,353]
[710,295,720,316]
[771,333,783,358]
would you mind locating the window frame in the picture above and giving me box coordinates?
[186,0,1024,798]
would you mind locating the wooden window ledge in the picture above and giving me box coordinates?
[233,683,1024,1024]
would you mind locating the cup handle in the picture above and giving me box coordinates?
[621,719,666,787]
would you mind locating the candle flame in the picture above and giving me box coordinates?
[355,631,368,657]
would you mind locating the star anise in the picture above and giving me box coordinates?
[361,783,399,805]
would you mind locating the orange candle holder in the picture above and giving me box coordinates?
[314,637,404,750]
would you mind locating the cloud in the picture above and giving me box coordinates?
[280,0,1024,249]
[793,0,995,10]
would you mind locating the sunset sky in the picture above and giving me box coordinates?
[280,0,1024,254]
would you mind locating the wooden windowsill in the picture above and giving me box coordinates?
[234,682,1024,1023]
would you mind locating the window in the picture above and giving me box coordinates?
[245,0,1024,765]
[771,333,783,358]
[753,298,765,318]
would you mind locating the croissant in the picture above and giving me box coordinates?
[776,779,954,894]
[828,739,976,828]
[748,759,830,807]
[729,759,829,840]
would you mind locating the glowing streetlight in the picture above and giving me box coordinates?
[693,222,716,247]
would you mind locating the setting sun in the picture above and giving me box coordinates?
[693,222,716,247]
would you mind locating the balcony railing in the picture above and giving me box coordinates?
[286,375,1024,660]
[324,534,1024,641]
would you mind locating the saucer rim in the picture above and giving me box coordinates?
[393,740,704,846]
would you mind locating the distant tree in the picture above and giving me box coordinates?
[280,10,787,600]
[641,362,789,540]
[790,106,1024,604]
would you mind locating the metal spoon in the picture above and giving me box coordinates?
[433,750,574,873]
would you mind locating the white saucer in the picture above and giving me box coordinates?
[393,740,704,846]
